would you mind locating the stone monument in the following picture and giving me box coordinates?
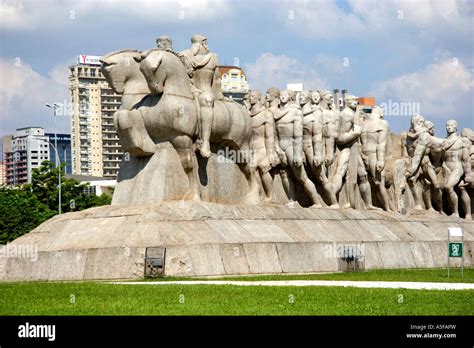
[0,35,472,282]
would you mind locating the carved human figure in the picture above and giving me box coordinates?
[460,128,474,219]
[461,128,474,180]
[360,106,393,211]
[265,87,285,166]
[242,91,251,111]
[156,36,173,50]
[419,120,444,213]
[442,120,469,218]
[179,34,220,158]
[248,90,278,201]
[274,90,323,207]
[328,95,377,210]
[319,90,339,170]
[299,91,333,202]
[403,115,427,210]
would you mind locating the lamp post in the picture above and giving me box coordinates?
[45,103,63,214]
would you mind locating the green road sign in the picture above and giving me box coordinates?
[448,242,463,257]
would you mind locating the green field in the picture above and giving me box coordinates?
[1,269,473,316]
[154,267,474,283]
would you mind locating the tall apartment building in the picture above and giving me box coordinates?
[69,55,123,178]
[4,127,50,185]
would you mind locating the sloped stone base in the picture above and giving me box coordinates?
[0,202,472,281]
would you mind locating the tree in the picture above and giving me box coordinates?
[0,186,55,244]
[0,161,112,243]
[25,161,111,213]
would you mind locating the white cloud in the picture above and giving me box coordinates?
[49,62,73,86]
[369,58,473,120]
[0,58,68,135]
[283,0,365,39]
[282,0,472,40]
[0,0,30,29]
[1,0,232,30]
[245,52,328,92]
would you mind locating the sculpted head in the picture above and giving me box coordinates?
[280,90,291,105]
[410,115,425,132]
[298,91,311,106]
[100,49,143,94]
[311,91,321,105]
[461,128,474,140]
[243,91,251,109]
[265,87,280,104]
[345,94,358,110]
[446,119,458,135]
[156,36,173,50]
[424,120,435,135]
[191,34,208,55]
[319,90,334,107]
[287,90,297,102]
[249,90,262,106]
[371,106,384,120]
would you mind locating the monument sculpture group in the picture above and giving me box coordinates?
[1,34,472,282]
[100,34,473,219]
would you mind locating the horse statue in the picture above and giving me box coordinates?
[99,49,157,159]
[100,48,260,204]
[100,49,150,110]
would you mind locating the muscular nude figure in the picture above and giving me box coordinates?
[319,90,339,170]
[443,120,471,218]
[405,118,445,213]
[248,90,278,201]
[328,95,377,210]
[299,91,333,205]
[274,90,323,207]
[360,106,392,211]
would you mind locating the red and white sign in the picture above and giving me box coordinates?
[77,55,101,66]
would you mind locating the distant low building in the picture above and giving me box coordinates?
[0,161,5,185]
[66,174,115,196]
[4,127,50,185]
[219,66,249,103]
[46,133,72,174]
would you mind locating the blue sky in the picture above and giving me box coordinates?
[1,0,473,139]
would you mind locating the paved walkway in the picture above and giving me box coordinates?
[111,280,474,291]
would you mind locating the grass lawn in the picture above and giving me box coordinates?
[1,269,473,316]
[163,267,474,283]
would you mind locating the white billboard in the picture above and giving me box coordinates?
[77,55,102,66]
[287,83,304,92]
